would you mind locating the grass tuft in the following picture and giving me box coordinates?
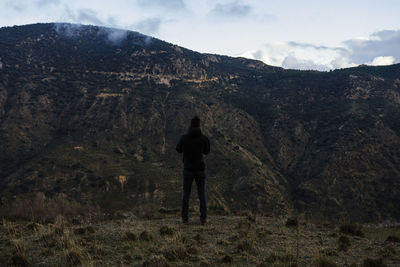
[237,239,253,253]
[337,235,351,251]
[362,258,386,267]
[385,235,400,243]
[339,223,364,237]
[159,225,174,236]
[314,254,338,267]
[65,248,83,266]
[142,255,169,267]
[124,231,137,241]
[139,230,153,241]
[285,217,298,227]
[221,254,233,263]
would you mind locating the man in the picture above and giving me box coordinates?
[176,116,210,225]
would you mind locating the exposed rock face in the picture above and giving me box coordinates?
[1,23,400,221]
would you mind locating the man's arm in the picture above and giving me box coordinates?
[203,137,210,155]
[176,136,183,153]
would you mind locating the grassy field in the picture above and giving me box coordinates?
[1,212,400,266]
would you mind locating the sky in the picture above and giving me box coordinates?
[1,0,400,71]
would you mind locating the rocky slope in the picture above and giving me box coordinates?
[1,23,400,222]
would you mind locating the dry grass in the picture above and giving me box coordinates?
[0,215,399,266]
[0,192,102,223]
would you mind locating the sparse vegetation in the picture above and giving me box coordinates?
[340,223,364,237]
[0,214,399,266]
[363,257,386,267]
[338,235,351,251]
[286,217,299,227]
[159,225,174,236]
[314,254,338,267]
[386,235,400,243]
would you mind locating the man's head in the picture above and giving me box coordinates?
[191,116,200,128]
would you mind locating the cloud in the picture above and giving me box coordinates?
[208,1,275,24]
[76,9,105,25]
[5,0,25,11]
[282,55,331,71]
[369,56,395,66]
[137,0,185,10]
[210,1,252,18]
[101,28,129,44]
[36,0,61,7]
[133,18,162,35]
[242,30,400,70]
[54,22,129,45]
[344,30,400,65]
[5,0,59,11]
[241,41,353,71]
[62,7,112,26]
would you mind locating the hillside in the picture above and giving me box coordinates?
[1,23,400,222]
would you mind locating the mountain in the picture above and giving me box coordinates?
[1,23,400,222]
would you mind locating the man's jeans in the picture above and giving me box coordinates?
[181,170,207,223]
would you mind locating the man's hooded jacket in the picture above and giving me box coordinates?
[176,127,210,171]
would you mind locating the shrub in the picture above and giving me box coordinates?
[237,239,252,253]
[163,242,186,261]
[135,203,159,219]
[65,248,83,266]
[139,230,153,241]
[286,217,298,227]
[339,223,364,237]
[314,255,338,267]
[10,239,30,266]
[221,254,233,263]
[159,225,174,236]
[363,258,386,267]
[142,255,169,267]
[338,235,351,251]
[124,231,137,241]
[0,192,101,223]
[385,235,400,243]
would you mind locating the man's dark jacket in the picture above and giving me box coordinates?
[176,127,210,171]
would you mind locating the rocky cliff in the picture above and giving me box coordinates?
[1,23,400,222]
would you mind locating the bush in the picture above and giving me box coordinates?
[139,230,153,241]
[339,223,364,237]
[124,231,137,241]
[363,258,386,267]
[314,255,338,267]
[286,217,298,227]
[160,225,174,236]
[385,235,400,243]
[0,192,101,223]
[221,254,233,263]
[237,239,252,252]
[338,235,351,251]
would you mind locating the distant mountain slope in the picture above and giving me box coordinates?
[1,23,400,222]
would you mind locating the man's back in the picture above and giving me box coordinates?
[176,116,210,225]
[176,127,210,172]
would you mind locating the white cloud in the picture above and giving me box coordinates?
[209,1,252,18]
[241,42,355,71]
[242,30,400,71]
[369,56,395,66]
[134,18,162,35]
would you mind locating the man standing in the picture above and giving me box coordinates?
[176,116,210,225]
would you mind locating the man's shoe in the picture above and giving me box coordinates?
[201,219,207,225]
[182,219,188,224]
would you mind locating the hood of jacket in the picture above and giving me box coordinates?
[188,127,202,137]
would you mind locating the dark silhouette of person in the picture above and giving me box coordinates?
[176,116,210,225]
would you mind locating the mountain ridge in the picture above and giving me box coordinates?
[1,23,400,222]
